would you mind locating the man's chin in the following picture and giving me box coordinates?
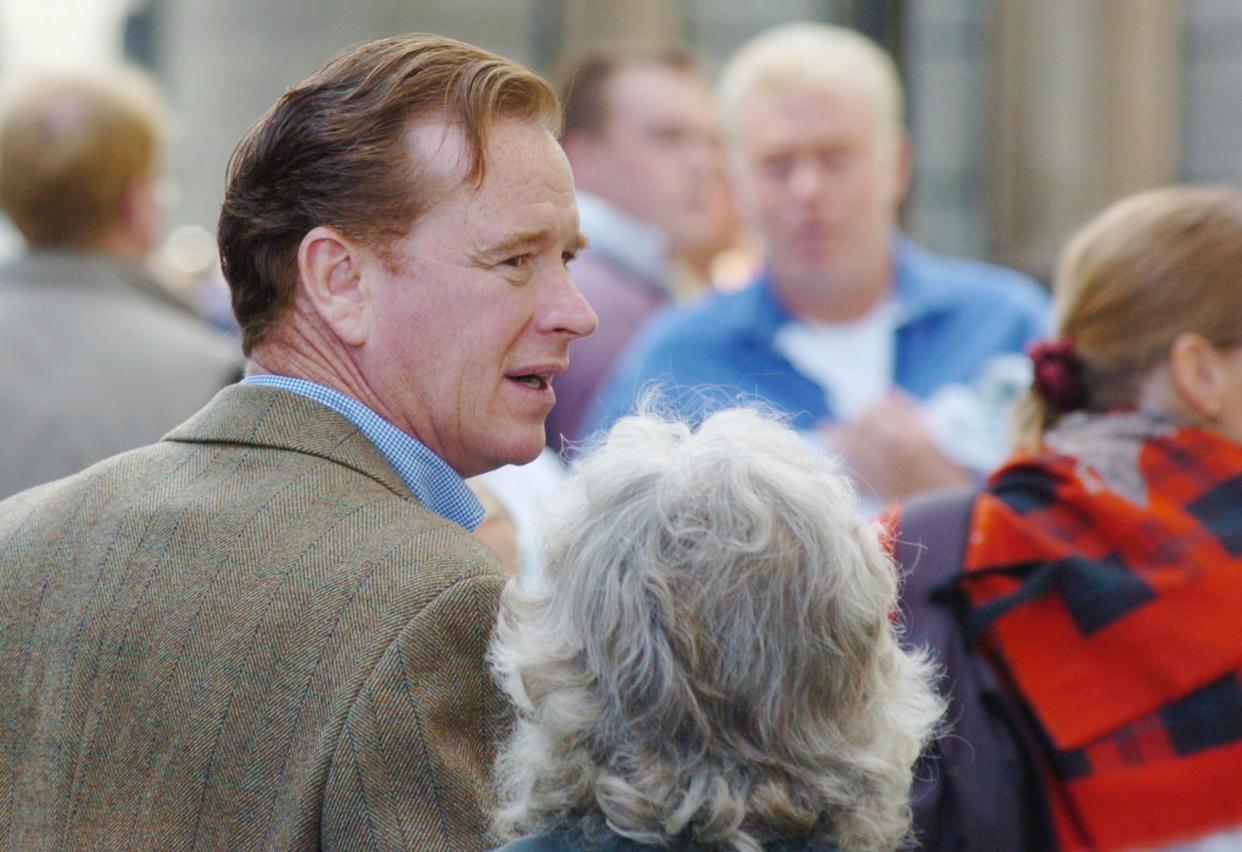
[471,435,545,477]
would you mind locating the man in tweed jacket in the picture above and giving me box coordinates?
[0,34,596,851]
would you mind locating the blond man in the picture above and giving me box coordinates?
[591,23,1050,504]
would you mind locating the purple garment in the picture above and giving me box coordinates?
[894,488,1054,852]
[548,249,668,452]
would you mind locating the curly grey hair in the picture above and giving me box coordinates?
[491,407,943,851]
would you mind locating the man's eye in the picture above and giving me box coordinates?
[502,254,531,269]
[561,250,578,268]
[818,149,851,172]
[647,126,687,147]
[761,156,794,181]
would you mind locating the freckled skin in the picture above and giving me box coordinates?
[355,119,598,477]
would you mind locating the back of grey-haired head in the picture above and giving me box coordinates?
[716,21,904,146]
[491,406,942,851]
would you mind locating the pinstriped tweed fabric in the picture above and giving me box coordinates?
[0,383,510,850]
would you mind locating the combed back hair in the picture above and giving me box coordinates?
[0,70,166,249]
[491,406,943,851]
[716,21,903,148]
[217,33,559,355]
[556,42,704,138]
[1014,185,1242,448]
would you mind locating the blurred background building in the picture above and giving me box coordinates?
[0,0,1238,284]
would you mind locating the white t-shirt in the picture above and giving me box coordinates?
[772,300,899,423]
[772,303,1030,477]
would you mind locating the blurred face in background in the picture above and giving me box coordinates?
[566,63,721,255]
[731,84,908,316]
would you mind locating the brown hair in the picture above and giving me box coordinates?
[218,34,559,355]
[1015,185,1242,448]
[0,71,165,249]
[556,43,702,139]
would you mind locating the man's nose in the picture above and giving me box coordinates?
[541,267,598,339]
[788,158,824,201]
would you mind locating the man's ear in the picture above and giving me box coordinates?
[297,226,368,347]
[1167,332,1227,421]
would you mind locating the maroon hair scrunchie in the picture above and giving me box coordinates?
[1028,336,1089,412]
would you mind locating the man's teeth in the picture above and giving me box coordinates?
[514,375,543,388]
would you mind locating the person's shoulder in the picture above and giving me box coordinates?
[120,291,241,368]
[627,280,767,356]
[492,832,841,851]
[679,279,769,325]
[0,438,181,532]
[313,480,505,584]
[767,841,841,852]
[902,240,1048,314]
[491,830,649,851]
[492,834,572,852]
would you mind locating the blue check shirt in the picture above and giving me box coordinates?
[241,375,484,531]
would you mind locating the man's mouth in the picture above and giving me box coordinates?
[509,374,550,390]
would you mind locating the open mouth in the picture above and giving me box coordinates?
[509,374,550,390]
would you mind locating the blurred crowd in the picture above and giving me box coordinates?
[0,19,1239,852]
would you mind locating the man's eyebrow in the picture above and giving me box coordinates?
[474,229,546,259]
[475,229,589,258]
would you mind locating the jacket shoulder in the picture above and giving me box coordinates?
[623,283,767,362]
[905,244,1048,317]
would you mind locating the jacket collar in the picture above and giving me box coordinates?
[164,383,410,499]
[744,234,958,342]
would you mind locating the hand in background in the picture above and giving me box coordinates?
[820,392,973,503]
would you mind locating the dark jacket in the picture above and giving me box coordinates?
[894,488,1055,852]
[495,830,839,851]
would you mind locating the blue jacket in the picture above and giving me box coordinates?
[585,238,1050,437]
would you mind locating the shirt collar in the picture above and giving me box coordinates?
[575,190,671,289]
[748,233,956,339]
[240,375,484,531]
[890,234,958,323]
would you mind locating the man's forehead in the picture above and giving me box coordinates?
[607,63,707,109]
[736,83,879,140]
[405,118,471,190]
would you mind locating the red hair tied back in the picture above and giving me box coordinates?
[1028,335,1089,412]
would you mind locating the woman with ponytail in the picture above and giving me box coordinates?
[898,186,1242,851]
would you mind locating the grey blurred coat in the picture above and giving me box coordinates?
[0,250,242,498]
[0,383,510,850]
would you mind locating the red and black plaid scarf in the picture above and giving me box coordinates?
[954,414,1242,850]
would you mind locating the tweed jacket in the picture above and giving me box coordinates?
[0,250,243,499]
[0,384,510,850]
